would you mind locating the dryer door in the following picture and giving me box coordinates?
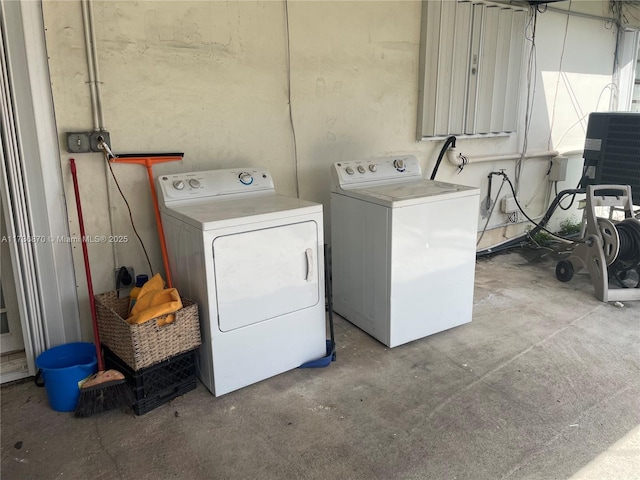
[213,221,320,332]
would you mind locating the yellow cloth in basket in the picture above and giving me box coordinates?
[127,274,183,326]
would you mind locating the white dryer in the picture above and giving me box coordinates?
[330,155,480,348]
[157,167,326,396]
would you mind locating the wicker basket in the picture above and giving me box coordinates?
[95,290,201,371]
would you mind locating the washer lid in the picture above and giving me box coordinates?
[162,193,322,230]
[335,179,479,207]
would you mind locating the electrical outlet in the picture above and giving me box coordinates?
[549,156,568,182]
[501,195,519,214]
[115,266,134,289]
[90,131,111,153]
[66,132,91,153]
[66,131,111,153]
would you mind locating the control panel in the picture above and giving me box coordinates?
[157,167,275,204]
[331,155,422,188]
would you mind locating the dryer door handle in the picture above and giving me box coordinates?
[305,248,314,282]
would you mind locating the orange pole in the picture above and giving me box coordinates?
[110,154,183,289]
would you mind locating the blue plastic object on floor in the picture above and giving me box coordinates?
[35,342,97,412]
[299,245,336,369]
[299,340,336,368]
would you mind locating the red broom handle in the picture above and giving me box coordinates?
[70,158,104,371]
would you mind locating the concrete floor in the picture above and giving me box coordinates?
[1,248,639,480]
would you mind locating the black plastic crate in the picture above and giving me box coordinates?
[103,345,197,415]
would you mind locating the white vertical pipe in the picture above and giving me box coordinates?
[87,0,105,130]
[80,0,99,131]
[81,0,118,272]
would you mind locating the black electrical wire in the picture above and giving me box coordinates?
[105,157,154,276]
[430,136,457,180]
[555,181,578,210]
[498,171,586,244]
[516,7,538,190]
[477,183,586,257]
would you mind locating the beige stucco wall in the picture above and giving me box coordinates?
[41,0,626,341]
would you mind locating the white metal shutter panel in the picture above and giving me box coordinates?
[418,0,527,139]
[503,8,526,133]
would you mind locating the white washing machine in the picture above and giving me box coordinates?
[157,167,326,396]
[330,155,480,348]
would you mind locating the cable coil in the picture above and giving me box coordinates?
[610,219,640,288]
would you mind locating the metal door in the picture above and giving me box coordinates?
[213,221,320,332]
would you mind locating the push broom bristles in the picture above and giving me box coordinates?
[75,369,136,418]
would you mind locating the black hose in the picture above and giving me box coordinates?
[477,187,585,257]
[610,219,640,288]
[430,136,457,180]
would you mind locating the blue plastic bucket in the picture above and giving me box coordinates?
[35,342,98,412]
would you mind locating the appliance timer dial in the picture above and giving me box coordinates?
[393,158,406,172]
[239,172,254,185]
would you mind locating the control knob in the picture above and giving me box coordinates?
[172,180,185,190]
[357,165,366,174]
[369,164,377,172]
[393,158,406,172]
[189,179,200,189]
[345,166,355,175]
[239,172,254,185]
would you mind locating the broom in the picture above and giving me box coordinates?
[70,158,135,417]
